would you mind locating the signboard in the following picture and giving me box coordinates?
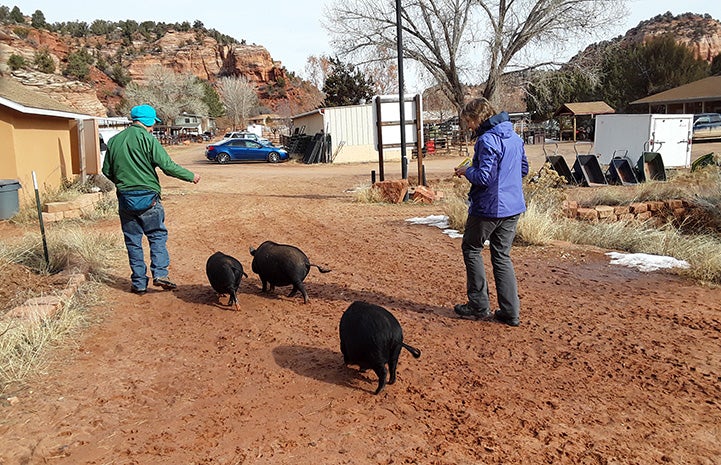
[372,94,423,149]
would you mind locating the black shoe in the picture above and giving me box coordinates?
[130,287,147,295]
[153,277,177,290]
[494,310,520,327]
[454,303,493,320]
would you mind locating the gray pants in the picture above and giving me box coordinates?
[461,214,521,317]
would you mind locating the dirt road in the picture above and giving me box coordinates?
[1,144,720,464]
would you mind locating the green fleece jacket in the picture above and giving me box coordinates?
[102,124,195,193]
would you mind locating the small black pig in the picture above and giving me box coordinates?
[249,240,331,303]
[339,301,421,395]
[206,251,248,310]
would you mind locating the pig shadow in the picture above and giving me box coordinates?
[272,344,376,393]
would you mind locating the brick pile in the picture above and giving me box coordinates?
[42,192,106,222]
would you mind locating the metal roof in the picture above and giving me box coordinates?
[553,101,615,117]
[632,76,721,105]
[0,77,92,119]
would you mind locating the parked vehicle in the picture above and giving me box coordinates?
[222,131,272,145]
[692,113,721,141]
[206,138,289,164]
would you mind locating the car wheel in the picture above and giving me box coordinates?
[216,153,230,164]
[267,152,281,163]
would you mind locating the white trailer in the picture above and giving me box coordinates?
[593,114,693,168]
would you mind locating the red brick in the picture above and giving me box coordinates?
[635,211,653,221]
[577,208,598,221]
[613,205,630,215]
[665,199,683,209]
[629,202,648,214]
[595,205,615,218]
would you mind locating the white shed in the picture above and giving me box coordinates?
[291,103,404,164]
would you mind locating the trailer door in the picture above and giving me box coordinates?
[650,116,692,168]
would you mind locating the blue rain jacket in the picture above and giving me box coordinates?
[465,112,529,218]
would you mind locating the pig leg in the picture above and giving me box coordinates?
[288,281,309,303]
[373,364,388,395]
[388,344,403,385]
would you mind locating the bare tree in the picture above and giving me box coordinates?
[324,0,627,115]
[217,76,259,130]
[123,65,208,123]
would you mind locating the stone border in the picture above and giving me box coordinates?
[562,199,692,224]
[1,273,86,325]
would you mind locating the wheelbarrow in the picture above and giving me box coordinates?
[571,141,607,186]
[605,150,638,185]
[542,140,576,185]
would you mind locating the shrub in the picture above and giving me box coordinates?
[7,53,26,70]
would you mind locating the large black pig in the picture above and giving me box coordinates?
[249,240,331,303]
[206,251,248,310]
[339,301,421,395]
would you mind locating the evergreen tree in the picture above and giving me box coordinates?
[322,57,375,107]
[33,48,55,74]
[711,54,721,76]
[63,48,94,81]
[9,6,23,23]
[198,79,225,117]
[30,9,46,29]
[600,35,709,112]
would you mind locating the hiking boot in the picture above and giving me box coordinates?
[493,310,520,327]
[130,286,147,295]
[153,277,177,290]
[454,303,493,320]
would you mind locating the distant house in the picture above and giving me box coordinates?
[0,77,105,199]
[172,112,215,134]
[631,76,721,114]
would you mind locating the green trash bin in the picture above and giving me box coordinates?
[0,179,22,220]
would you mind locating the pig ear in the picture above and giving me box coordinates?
[249,246,256,255]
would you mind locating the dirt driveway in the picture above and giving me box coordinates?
[1,143,720,464]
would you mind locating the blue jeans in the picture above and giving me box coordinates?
[461,214,521,318]
[119,201,170,290]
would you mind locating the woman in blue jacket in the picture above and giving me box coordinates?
[453,98,528,326]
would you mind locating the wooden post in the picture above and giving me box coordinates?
[414,94,424,186]
[375,96,385,182]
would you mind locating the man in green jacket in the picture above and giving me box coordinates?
[102,104,201,294]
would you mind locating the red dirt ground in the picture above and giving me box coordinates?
[1,142,720,465]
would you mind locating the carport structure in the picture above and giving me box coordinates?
[553,101,615,142]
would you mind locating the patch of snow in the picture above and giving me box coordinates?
[605,252,690,272]
[406,215,464,239]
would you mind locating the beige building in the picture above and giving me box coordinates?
[0,77,103,204]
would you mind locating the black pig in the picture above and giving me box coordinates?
[249,241,331,303]
[339,301,421,394]
[206,251,248,310]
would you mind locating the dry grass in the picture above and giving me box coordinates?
[351,183,386,203]
[0,226,120,391]
[0,226,123,281]
[0,282,101,390]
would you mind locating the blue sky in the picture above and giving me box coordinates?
[10,0,721,89]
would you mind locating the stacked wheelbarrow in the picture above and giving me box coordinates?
[543,140,666,187]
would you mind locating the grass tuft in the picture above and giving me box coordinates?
[0,227,122,282]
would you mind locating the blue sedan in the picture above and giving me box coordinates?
[205,138,289,164]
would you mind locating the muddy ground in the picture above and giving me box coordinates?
[1,141,720,465]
